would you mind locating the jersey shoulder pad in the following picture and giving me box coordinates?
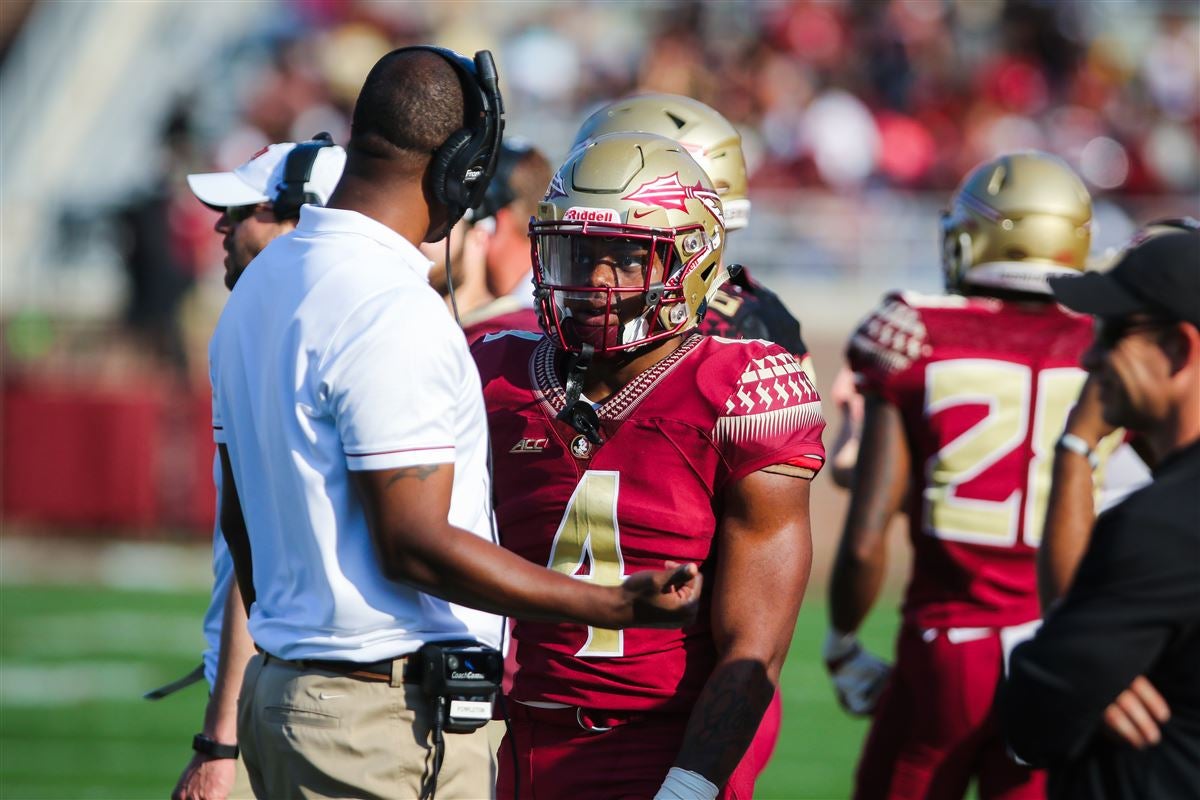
[848,292,933,378]
[709,339,820,418]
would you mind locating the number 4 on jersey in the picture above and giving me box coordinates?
[546,470,626,657]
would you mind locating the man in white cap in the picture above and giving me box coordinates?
[186,136,348,290]
[169,136,346,800]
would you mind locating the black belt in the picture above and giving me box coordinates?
[262,651,420,684]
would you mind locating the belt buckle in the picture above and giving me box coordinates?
[575,707,612,733]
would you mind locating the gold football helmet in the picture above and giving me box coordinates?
[571,94,750,230]
[532,132,726,354]
[941,151,1092,295]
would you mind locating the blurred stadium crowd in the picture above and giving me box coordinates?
[124,0,1200,369]
[206,0,1199,194]
[1,0,1197,535]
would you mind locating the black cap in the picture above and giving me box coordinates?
[1049,228,1200,327]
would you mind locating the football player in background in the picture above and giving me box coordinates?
[420,140,553,337]
[474,133,825,799]
[460,140,554,341]
[827,151,1101,799]
[420,208,493,317]
[571,94,814,380]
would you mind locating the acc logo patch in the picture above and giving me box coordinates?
[510,437,548,453]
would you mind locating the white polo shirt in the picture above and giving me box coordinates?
[209,205,503,661]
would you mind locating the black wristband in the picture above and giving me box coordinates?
[192,733,239,760]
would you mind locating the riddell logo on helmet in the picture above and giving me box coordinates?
[563,207,620,224]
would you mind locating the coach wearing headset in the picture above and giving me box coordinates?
[208,47,702,799]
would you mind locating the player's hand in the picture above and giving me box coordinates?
[172,752,236,800]
[823,630,890,716]
[1102,675,1170,750]
[620,561,703,627]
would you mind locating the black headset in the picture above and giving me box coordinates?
[397,46,506,228]
[272,132,336,221]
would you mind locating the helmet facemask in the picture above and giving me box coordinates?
[531,132,726,356]
[532,219,719,354]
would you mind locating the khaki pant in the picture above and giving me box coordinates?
[238,654,494,799]
[229,754,254,799]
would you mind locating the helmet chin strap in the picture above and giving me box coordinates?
[556,342,603,445]
[618,281,664,346]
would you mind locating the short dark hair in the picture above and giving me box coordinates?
[348,49,464,170]
[508,148,553,223]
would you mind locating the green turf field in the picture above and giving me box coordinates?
[0,581,900,799]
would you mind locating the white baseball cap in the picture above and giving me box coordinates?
[187,141,347,212]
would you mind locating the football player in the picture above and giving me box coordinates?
[571,94,814,380]
[567,93,812,780]
[827,151,1102,799]
[474,132,826,799]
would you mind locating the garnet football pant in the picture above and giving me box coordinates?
[496,690,782,800]
[853,625,1045,800]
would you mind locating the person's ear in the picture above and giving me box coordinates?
[1165,322,1200,374]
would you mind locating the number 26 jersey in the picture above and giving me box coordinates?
[848,291,1095,630]
[473,332,826,712]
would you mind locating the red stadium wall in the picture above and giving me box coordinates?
[1,379,216,535]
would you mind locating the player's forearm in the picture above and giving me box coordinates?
[1038,446,1098,609]
[671,655,777,788]
[829,531,888,634]
[829,396,905,633]
[203,581,254,744]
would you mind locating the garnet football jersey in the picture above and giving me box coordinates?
[474,331,826,712]
[848,291,1094,629]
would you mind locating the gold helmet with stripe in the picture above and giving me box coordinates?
[571,94,750,231]
[941,151,1092,295]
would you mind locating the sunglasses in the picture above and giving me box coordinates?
[1094,316,1174,348]
[224,203,269,223]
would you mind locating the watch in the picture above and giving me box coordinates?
[192,733,239,760]
[1056,433,1100,469]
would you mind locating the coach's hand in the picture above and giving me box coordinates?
[1103,675,1170,750]
[620,562,703,627]
[172,752,236,800]
[823,629,891,716]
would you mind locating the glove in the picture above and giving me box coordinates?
[823,629,891,716]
